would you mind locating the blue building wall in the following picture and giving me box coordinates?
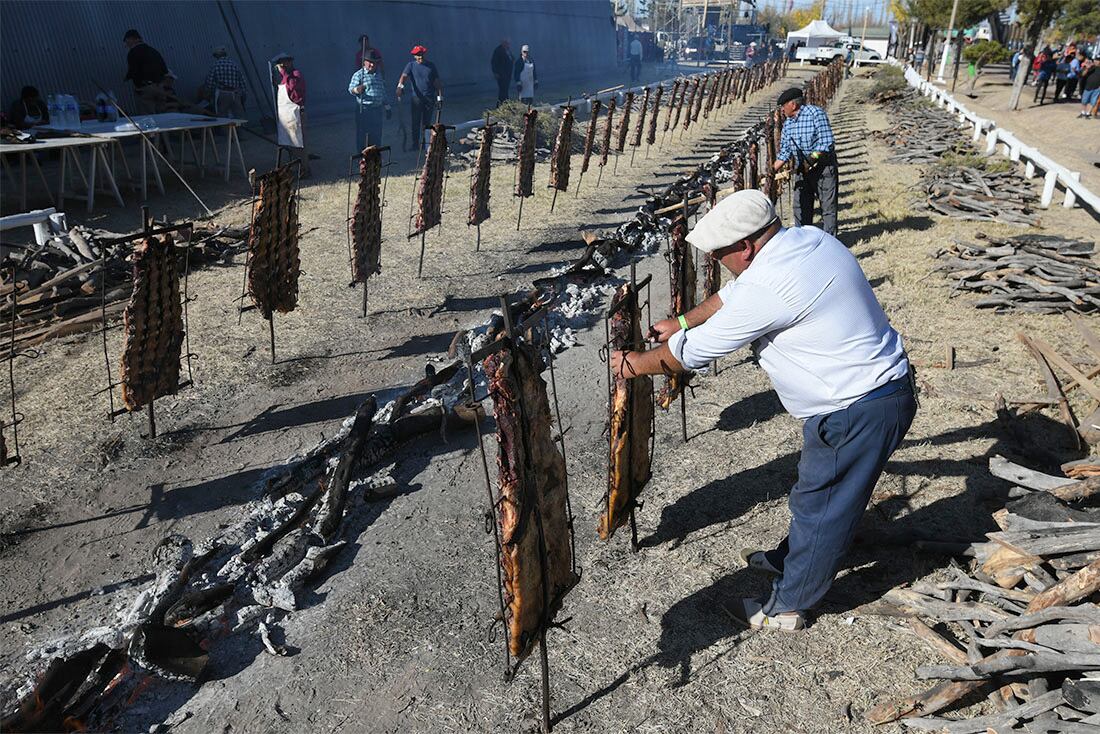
[1,0,617,119]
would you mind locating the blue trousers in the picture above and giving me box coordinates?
[355,104,384,151]
[762,378,916,614]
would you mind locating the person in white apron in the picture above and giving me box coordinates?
[272,52,310,176]
[514,45,537,105]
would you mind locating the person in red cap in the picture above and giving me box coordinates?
[396,45,442,150]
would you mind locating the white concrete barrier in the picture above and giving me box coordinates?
[898,65,1099,216]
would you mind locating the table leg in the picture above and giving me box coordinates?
[185,130,203,178]
[141,137,149,200]
[234,126,247,179]
[28,150,55,206]
[99,146,124,207]
[149,140,166,195]
[20,152,28,210]
[70,146,89,191]
[200,129,208,174]
[58,148,67,205]
[225,126,233,181]
[86,145,97,212]
[207,127,222,165]
[113,140,136,192]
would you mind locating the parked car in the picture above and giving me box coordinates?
[812,41,881,64]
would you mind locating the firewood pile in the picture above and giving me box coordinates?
[457,123,549,164]
[1,223,245,355]
[120,234,185,411]
[875,91,1042,225]
[247,165,300,318]
[934,233,1099,314]
[864,455,1100,732]
[919,164,1041,226]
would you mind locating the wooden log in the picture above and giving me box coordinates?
[881,588,1009,623]
[1026,559,1100,611]
[313,398,378,541]
[863,680,996,725]
[915,651,1100,680]
[899,689,1062,734]
[983,605,1100,638]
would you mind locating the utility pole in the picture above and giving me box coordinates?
[935,0,960,82]
[856,8,869,67]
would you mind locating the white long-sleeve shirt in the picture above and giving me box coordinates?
[668,225,908,419]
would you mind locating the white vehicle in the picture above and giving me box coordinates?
[796,41,881,64]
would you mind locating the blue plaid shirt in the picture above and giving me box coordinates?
[204,58,246,95]
[348,68,389,107]
[777,104,835,167]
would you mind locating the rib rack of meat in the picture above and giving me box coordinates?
[599,283,654,541]
[514,109,538,199]
[616,91,634,153]
[701,185,722,300]
[657,214,695,411]
[704,71,720,118]
[691,75,708,123]
[483,341,577,662]
[350,145,383,285]
[412,123,448,236]
[681,79,698,131]
[121,233,184,412]
[548,105,575,193]
[599,98,616,168]
[579,100,601,175]
[248,164,301,318]
[664,79,681,133]
[468,123,494,228]
[631,87,650,149]
[646,85,663,146]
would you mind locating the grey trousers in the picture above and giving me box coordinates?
[793,152,839,236]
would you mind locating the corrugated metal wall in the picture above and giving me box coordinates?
[1,0,617,119]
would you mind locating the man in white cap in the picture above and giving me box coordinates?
[610,189,915,631]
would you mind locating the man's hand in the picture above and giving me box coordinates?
[353,84,365,95]
[648,317,681,343]
[610,350,639,379]
[772,158,787,173]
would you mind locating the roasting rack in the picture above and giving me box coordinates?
[344,144,392,317]
[600,262,655,552]
[238,159,302,363]
[1,258,37,467]
[96,206,196,438]
[467,118,495,251]
[547,101,574,214]
[406,121,455,278]
[460,293,578,734]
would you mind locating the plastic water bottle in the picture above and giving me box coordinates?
[65,95,81,129]
[47,94,59,126]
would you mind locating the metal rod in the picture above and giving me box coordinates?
[515,195,524,231]
[417,232,427,278]
[268,315,276,364]
[476,224,481,252]
[362,281,368,318]
[4,261,20,464]
[539,628,551,734]
[182,224,195,386]
[99,246,116,421]
[464,351,512,678]
[550,187,558,214]
[147,400,156,438]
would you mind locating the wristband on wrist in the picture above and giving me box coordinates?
[677,314,690,331]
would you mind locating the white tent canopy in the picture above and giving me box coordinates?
[785,19,844,49]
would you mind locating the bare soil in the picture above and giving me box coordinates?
[1,68,1096,733]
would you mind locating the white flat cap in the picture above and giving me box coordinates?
[685,188,777,254]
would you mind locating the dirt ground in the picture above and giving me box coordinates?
[1,67,1097,733]
[927,66,1100,193]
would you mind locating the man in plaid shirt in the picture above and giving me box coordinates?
[772,87,838,236]
[204,47,247,119]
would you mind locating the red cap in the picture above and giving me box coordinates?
[411,45,427,55]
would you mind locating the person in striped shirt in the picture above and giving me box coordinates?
[204,47,246,119]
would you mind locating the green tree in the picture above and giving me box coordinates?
[1007,0,1068,110]
[1055,0,1100,38]
[962,39,1010,94]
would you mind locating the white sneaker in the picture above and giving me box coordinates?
[725,597,806,632]
[740,548,782,576]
